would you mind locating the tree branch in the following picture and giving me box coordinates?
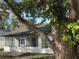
[4,0,55,49]
[63,17,78,23]
[62,0,79,23]
[68,0,79,21]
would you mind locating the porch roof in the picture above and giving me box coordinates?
[1,25,30,36]
[0,25,51,37]
[0,29,8,36]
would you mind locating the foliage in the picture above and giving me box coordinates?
[62,20,79,47]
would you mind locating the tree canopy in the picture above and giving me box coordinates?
[1,0,79,47]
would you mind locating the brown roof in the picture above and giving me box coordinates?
[0,29,8,36]
[7,25,29,35]
[0,24,51,36]
[3,25,29,36]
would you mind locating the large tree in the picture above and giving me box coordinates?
[2,0,79,59]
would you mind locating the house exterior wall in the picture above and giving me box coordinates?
[13,37,19,47]
[16,36,38,47]
[38,36,42,48]
[5,37,13,47]
[4,36,53,54]
[14,36,31,47]
[0,37,5,49]
[4,37,19,51]
[4,36,33,47]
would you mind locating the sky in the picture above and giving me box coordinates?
[14,0,22,3]
[7,12,50,25]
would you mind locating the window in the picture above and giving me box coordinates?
[20,38,26,46]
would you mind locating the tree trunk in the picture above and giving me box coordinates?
[52,28,79,59]
[54,44,78,59]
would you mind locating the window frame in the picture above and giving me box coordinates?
[19,38,26,46]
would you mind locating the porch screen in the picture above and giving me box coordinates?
[5,37,13,47]
[31,37,38,47]
[42,40,48,48]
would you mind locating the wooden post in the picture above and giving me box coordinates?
[38,36,42,48]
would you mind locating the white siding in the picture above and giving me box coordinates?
[25,37,31,46]
[5,37,13,47]
[0,37,5,49]
[13,37,19,47]
[38,36,42,48]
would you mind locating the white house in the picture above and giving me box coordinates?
[0,25,53,54]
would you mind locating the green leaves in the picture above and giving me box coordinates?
[62,34,70,41]
[68,23,79,30]
[62,21,79,47]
